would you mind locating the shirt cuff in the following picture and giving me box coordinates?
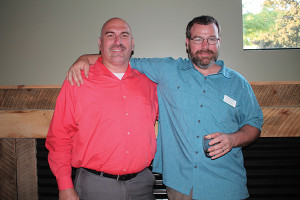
[56,176,74,191]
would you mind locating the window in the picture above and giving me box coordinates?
[242,0,300,49]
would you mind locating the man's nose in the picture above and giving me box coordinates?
[201,39,209,49]
[114,36,122,44]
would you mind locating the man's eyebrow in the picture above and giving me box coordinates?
[192,35,218,38]
[104,31,114,35]
[104,31,130,35]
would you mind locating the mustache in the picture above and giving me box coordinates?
[109,44,126,50]
[195,49,215,55]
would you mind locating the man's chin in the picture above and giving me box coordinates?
[196,64,210,70]
[198,59,211,66]
[111,56,129,64]
[192,58,215,69]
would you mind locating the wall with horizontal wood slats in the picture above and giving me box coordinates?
[250,82,300,137]
[0,82,299,199]
[1,82,299,138]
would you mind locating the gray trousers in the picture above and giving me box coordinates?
[74,168,156,200]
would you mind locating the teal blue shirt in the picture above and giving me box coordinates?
[130,57,263,200]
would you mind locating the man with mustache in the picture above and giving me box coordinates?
[67,16,263,200]
[46,18,158,200]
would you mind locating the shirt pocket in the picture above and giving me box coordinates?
[164,85,194,111]
[208,94,240,133]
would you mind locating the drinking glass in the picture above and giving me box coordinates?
[203,135,212,158]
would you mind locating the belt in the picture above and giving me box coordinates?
[83,168,139,181]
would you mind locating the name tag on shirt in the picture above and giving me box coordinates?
[223,95,236,108]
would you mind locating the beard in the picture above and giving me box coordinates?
[188,47,219,69]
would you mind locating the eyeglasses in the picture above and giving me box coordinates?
[190,37,219,45]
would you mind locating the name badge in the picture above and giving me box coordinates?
[223,95,236,108]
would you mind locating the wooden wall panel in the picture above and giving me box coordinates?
[251,81,300,107]
[16,139,38,200]
[0,139,17,200]
[0,86,60,110]
[0,139,38,200]
[1,82,299,138]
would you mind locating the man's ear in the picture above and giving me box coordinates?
[185,38,190,54]
[98,37,101,52]
[132,38,135,51]
[131,38,135,56]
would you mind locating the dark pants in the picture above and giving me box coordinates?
[74,168,156,200]
[167,186,249,200]
[167,187,193,200]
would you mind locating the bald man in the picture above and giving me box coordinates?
[46,18,158,200]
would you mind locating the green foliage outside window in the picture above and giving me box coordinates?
[243,0,300,49]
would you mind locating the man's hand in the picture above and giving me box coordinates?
[206,124,260,159]
[66,54,100,87]
[205,132,234,159]
[66,55,91,87]
[59,188,79,200]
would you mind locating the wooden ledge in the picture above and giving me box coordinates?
[0,82,299,138]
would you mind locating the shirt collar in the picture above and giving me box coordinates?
[92,57,139,79]
[181,59,231,79]
[215,60,231,79]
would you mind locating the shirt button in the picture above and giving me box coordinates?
[196,136,199,138]
[198,120,200,123]
[127,132,130,135]
[203,90,206,93]
[124,169,126,172]
[204,77,207,80]
[177,86,180,89]
[195,151,198,154]
[123,96,126,99]
[200,105,203,108]
[194,166,197,168]
[126,151,129,154]
[125,113,129,116]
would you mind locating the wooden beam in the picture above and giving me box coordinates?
[0,107,299,138]
[0,110,53,138]
[261,107,300,137]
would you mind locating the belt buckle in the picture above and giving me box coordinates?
[117,175,120,181]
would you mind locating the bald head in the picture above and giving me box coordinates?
[100,18,133,38]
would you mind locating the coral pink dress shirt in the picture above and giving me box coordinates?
[46,57,158,191]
